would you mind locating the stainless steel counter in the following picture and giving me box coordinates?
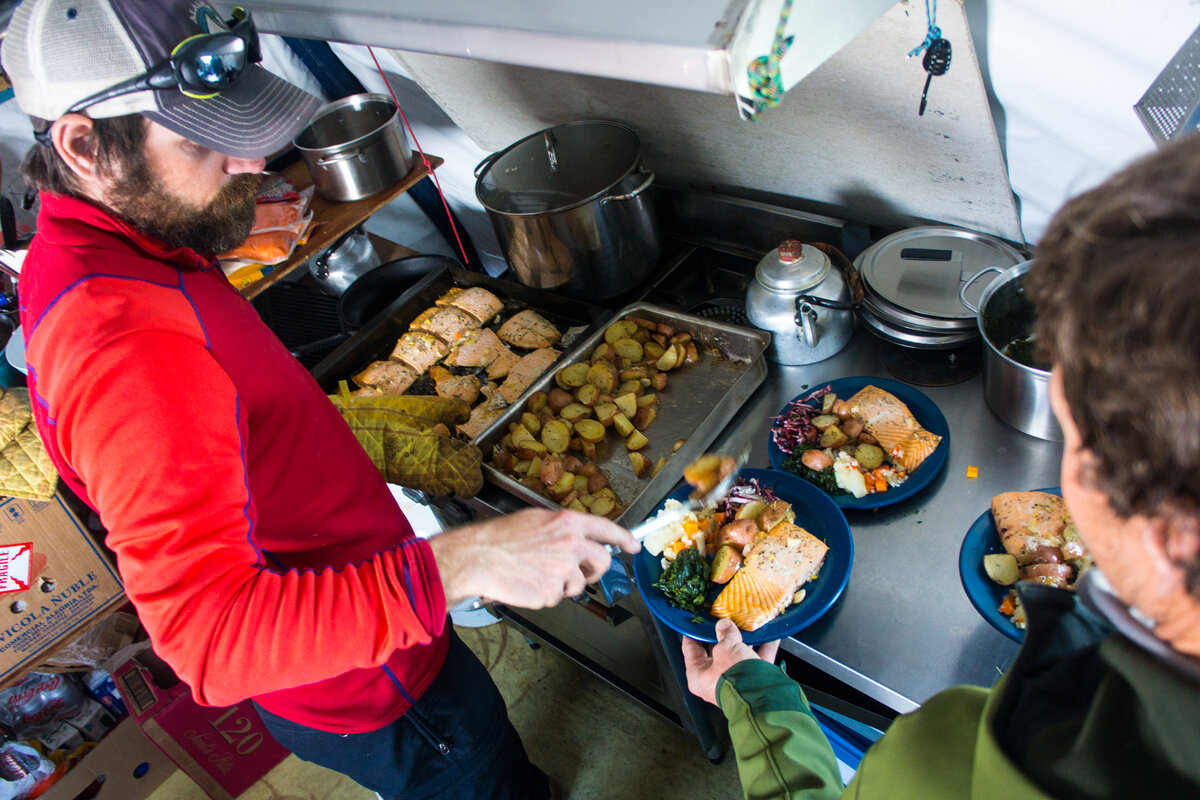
[703,327,1063,713]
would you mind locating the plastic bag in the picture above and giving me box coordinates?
[217,181,316,267]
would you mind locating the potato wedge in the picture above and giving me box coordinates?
[547,387,574,413]
[612,412,635,437]
[586,472,608,493]
[812,414,840,430]
[591,495,616,516]
[626,430,649,451]
[548,471,576,500]
[710,545,743,584]
[594,402,620,426]
[613,338,644,361]
[574,419,607,444]
[575,383,600,407]
[614,392,638,418]
[592,342,617,362]
[604,319,640,344]
[718,519,759,548]
[652,456,668,477]
[628,451,652,478]
[541,419,571,454]
[632,406,657,431]
[525,456,543,480]
[526,391,548,414]
[818,424,849,449]
[540,455,564,486]
[655,343,681,371]
[520,412,542,436]
[557,362,589,389]
[559,403,591,424]
[586,360,618,393]
[516,440,548,460]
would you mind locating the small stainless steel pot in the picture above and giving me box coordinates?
[474,121,659,301]
[294,93,413,202]
[960,260,1062,441]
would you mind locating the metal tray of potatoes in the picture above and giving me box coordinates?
[476,301,771,526]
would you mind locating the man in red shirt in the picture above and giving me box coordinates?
[0,1,636,798]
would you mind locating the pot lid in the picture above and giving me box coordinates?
[855,226,1024,321]
[475,121,643,215]
[755,241,832,292]
[857,303,980,349]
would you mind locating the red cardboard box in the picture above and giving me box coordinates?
[113,651,288,800]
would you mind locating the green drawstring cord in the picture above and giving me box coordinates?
[745,0,795,118]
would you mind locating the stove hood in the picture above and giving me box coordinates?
[222,0,896,119]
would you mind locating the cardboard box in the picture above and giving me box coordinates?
[37,718,175,800]
[113,653,289,800]
[0,494,125,686]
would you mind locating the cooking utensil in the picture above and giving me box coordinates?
[854,226,1025,351]
[767,377,951,509]
[308,225,381,296]
[632,468,854,646]
[628,446,749,543]
[959,260,1062,441]
[474,121,660,301]
[337,255,461,329]
[745,240,854,365]
[294,93,413,202]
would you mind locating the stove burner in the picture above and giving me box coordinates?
[689,299,750,327]
[873,338,982,386]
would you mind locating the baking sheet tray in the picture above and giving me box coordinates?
[309,266,612,442]
[476,301,771,526]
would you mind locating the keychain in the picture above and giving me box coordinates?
[909,0,951,116]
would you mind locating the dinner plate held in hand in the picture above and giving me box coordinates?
[957,486,1061,643]
[767,376,950,510]
[632,467,853,645]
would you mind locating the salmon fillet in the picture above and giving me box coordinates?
[444,328,507,369]
[408,306,440,332]
[845,385,942,472]
[991,491,1068,563]
[351,360,417,395]
[448,287,504,325]
[486,348,521,380]
[498,348,560,403]
[435,287,465,307]
[497,309,562,350]
[456,396,508,440]
[389,332,449,374]
[712,521,828,631]
[430,365,482,405]
[414,306,480,345]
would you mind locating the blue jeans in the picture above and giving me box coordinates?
[255,631,551,800]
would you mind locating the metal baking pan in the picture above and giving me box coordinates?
[309,266,612,442]
[476,301,771,526]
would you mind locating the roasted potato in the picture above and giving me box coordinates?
[818,424,849,449]
[556,362,589,389]
[540,420,571,454]
[625,430,649,451]
[604,320,640,344]
[574,419,606,444]
[758,500,795,532]
[717,519,758,548]
[628,451,653,478]
[710,545,743,584]
[547,387,574,413]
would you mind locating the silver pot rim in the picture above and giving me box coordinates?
[292,92,399,155]
[974,260,1052,376]
[474,120,646,217]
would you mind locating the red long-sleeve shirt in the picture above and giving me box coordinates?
[19,193,449,733]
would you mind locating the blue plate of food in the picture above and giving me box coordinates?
[958,487,1065,643]
[767,376,950,510]
[632,467,853,645]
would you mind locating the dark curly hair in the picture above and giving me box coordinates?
[21,114,147,196]
[1026,136,1200,594]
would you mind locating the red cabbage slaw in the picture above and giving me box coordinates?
[720,477,779,519]
[771,384,833,456]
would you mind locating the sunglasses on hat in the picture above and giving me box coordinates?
[69,6,260,114]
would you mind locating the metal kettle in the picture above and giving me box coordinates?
[746,240,855,365]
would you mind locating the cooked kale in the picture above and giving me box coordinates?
[783,446,842,495]
[654,548,711,613]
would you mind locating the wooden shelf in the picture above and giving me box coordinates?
[241,154,442,299]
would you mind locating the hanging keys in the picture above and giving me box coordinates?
[919,37,952,116]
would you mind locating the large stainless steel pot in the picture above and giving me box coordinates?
[474,121,659,301]
[294,93,413,202]
[960,260,1062,441]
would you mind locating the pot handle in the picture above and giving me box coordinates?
[958,266,1004,313]
[316,151,369,167]
[797,293,858,311]
[601,171,655,204]
[473,150,502,179]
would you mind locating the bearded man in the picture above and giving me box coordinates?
[2,2,634,798]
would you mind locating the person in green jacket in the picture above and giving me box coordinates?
[684,135,1200,800]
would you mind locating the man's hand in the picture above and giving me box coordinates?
[428,508,639,609]
[682,618,781,706]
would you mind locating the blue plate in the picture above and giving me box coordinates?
[957,487,1061,643]
[767,376,950,510]
[632,467,853,645]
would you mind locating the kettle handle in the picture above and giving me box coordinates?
[796,293,858,311]
[958,266,1004,313]
[313,224,363,278]
[796,301,819,347]
[473,150,502,179]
